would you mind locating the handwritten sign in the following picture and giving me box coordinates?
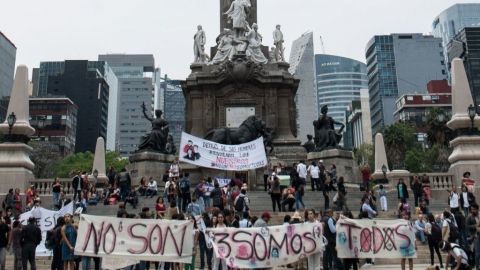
[74,214,194,266]
[210,223,325,268]
[179,132,267,171]
[336,216,417,259]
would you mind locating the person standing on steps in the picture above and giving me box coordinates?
[21,216,41,270]
[411,175,423,207]
[307,161,320,191]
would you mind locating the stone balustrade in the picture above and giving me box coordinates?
[31,178,74,195]
[406,173,455,190]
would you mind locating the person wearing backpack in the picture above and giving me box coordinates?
[425,213,443,268]
[179,173,192,212]
[465,203,480,269]
[49,217,65,270]
[440,241,472,270]
[234,189,250,215]
[211,182,224,211]
[442,211,460,244]
[21,216,42,270]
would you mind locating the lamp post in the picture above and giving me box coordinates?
[381,164,388,184]
[7,112,16,139]
[468,104,476,132]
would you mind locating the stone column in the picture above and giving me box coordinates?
[447,58,480,186]
[89,137,108,185]
[0,66,36,194]
[372,133,389,179]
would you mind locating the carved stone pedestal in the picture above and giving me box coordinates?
[127,152,176,186]
[307,149,360,183]
[0,143,34,193]
[448,136,480,187]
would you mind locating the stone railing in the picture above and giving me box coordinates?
[406,173,455,190]
[30,178,74,195]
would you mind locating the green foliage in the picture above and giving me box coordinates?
[29,141,62,178]
[353,143,374,170]
[405,144,451,173]
[425,107,452,147]
[382,122,416,169]
[53,151,128,177]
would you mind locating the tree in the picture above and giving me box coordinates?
[53,151,129,178]
[425,107,452,147]
[29,141,62,178]
[353,143,374,170]
[382,122,416,169]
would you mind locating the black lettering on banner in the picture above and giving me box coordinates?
[232,231,253,259]
[290,234,303,254]
[163,225,188,256]
[82,221,105,254]
[216,233,232,258]
[253,233,267,261]
[268,233,289,258]
[128,223,148,254]
[148,224,163,254]
[383,227,397,251]
[103,223,117,254]
[44,216,54,227]
[302,232,317,254]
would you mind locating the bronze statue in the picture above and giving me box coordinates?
[302,134,316,153]
[313,105,345,151]
[205,116,273,149]
[137,102,175,154]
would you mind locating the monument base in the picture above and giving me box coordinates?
[127,151,176,186]
[0,143,35,193]
[307,149,360,183]
[448,135,480,187]
[270,140,307,168]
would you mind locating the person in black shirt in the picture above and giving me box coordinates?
[51,217,65,270]
[21,217,41,270]
[0,216,9,270]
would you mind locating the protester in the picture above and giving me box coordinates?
[398,198,411,219]
[466,203,480,268]
[459,184,475,215]
[9,220,22,270]
[304,209,321,270]
[411,175,423,207]
[440,241,470,270]
[233,189,249,216]
[0,215,9,270]
[13,188,22,216]
[186,196,202,217]
[179,173,192,212]
[378,184,388,211]
[397,178,409,201]
[125,186,139,209]
[72,171,82,202]
[198,213,213,270]
[50,217,65,270]
[254,211,271,227]
[116,168,132,201]
[361,195,377,219]
[165,177,177,203]
[212,212,227,270]
[296,160,307,187]
[323,209,342,270]
[341,211,359,270]
[307,161,320,191]
[400,212,414,270]
[239,212,252,228]
[449,186,460,214]
[169,158,180,180]
[269,174,282,212]
[360,164,371,191]
[4,189,14,213]
[292,170,305,210]
[52,177,62,209]
[21,216,42,270]
[211,182,224,211]
[462,171,475,192]
[334,176,347,211]
[281,186,295,211]
[155,197,167,218]
[422,174,432,205]
[414,214,427,244]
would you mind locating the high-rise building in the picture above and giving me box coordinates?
[447,27,480,103]
[315,54,368,141]
[0,31,16,98]
[162,79,185,148]
[98,54,156,156]
[289,32,316,140]
[39,60,109,153]
[103,64,119,151]
[432,3,480,76]
[346,89,372,149]
[29,97,78,156]
[365,34,447,134]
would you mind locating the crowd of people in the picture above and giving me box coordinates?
[0,158,478,270]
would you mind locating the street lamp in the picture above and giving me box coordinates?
[7,112,16,137]
[468,104,476,131]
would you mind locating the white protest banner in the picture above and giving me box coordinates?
[215,178,231,187]
[19,202,74,256]
[336,216,417,259]
[74,214,194,266]
[179,132,267,171]
[210,223,325,268]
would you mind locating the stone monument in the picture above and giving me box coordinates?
[0,66,36,193]
[127,103,178,185]
[182,1,306,187]
[88,137,108,186]
[306,105,359,183]
[371,133,409,182]
[447,58,480,185]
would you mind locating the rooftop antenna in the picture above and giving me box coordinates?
[319,35,326,54]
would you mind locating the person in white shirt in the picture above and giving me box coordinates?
[146,178,158,198]
[414,214,426,244]
[296,160,308,185]
[448,186,460,213]
[361,196,377,219]
[440,241,469,269]
[239,212,252,228]
[307,161,320,191]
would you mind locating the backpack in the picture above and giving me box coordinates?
[429,222,442,244]
[452,245,474,268]
[447,219,459,242]
[45,228,58,250]
[180,179,190,193]
[234,196,245,212]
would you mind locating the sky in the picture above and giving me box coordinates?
[0,0,475,79]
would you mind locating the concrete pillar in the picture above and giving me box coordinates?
[89,137,108,185]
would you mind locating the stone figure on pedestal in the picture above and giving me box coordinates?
[245,23,268,64]
[225,0,251,38]
[193,25,209,64]
[313,105,345,151]
[273,25,285,62]
[210,29,237,65]
[137,102,175,154]
[302,134,316,153]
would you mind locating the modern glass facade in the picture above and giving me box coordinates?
[366,34,447,134]
[432,3,480,76]
[315,54,368,135]
[162,80,185,149]
[0,31,16,98]
[98,54,156,156]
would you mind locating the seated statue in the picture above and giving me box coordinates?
[245,23,268,64]
[210,29,236,65]
[313,105,345,152]
[137,102,173,154]
[302,134,316,153]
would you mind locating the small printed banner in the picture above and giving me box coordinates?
[19,202,74,256]
[210,223,325,268]
[215,178,231,187]
[179,132,267,171]
[336,216,417,259]
[74,214,194,268]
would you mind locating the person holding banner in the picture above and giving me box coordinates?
[61,214,77,270]
[305,209,322,270]
[212,212,227,270]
